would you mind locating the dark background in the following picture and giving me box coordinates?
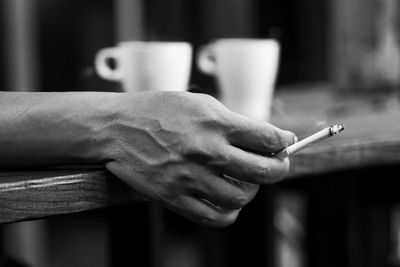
[1,0,328,93]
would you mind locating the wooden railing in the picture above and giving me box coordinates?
[1,84,400,224]
[0,168,143,224]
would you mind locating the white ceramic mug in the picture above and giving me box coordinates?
[95,41,192,92]
[197,39,280,121]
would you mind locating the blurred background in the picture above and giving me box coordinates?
[0,0,331,94]
[1,0,400,266]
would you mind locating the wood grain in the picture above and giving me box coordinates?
[1,84,400,223]
[289,135,400,178]
[0,168,143,223]
[271,84,400,178]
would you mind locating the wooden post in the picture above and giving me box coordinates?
[2,221,49,267]
[114,0,144,41]
[330,0,400,91]
[1,1,48,266]
[200,0,257,39]
[2,0,39,92]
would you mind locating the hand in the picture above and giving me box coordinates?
[103,92,296,226]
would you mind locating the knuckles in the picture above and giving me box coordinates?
[230,192,253,209]
[199,209,240,227]
[190,94,231,127]
[254,158,290,184]
[195,93,221,107]
[227,182,259,209]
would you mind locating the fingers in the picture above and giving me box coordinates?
[176,162,259,210]
[225,112,297,154]
[192,172,259,210]
[107,160,248,227]
[166,163,258,224]
[172,195,241,227]
[215,145,290,184]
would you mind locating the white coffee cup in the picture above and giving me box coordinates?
[95,41,192,92]
[197,39,280,121]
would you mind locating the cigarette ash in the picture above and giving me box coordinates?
[329,124,345,135]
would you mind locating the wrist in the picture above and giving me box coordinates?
[70,92,122,166]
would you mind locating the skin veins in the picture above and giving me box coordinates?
[0,90,296,227]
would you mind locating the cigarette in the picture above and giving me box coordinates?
[275,124,345,158]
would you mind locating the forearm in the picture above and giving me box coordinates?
[0,90,296,226]
[0,91,118,169]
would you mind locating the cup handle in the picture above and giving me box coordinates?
[95,47,123,81]
[196,44,217,75]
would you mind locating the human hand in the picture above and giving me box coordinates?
[103,92,296,226]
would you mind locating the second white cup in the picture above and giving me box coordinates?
[95,41,192,92]
[197,39,280,121]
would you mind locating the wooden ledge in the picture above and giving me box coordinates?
[271,83,400,178]
[2,84,400,223]
[0,168,142,223]
[289,135,400,178]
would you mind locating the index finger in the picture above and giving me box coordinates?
[225,112,297,154]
